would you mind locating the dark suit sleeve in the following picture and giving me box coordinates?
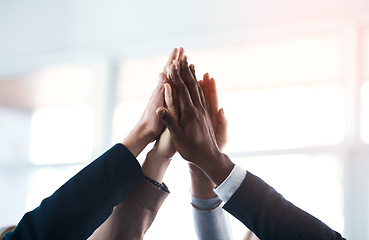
[223,172,345,240]
[4,144,145,240]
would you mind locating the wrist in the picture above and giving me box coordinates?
[142,149,171,183]
[122,125,152,157]
[147,148,172,164]
[199,153,234,186]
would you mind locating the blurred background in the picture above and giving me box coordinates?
[1,0,369,239]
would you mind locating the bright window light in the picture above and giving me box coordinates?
[26,166,84,211]
[190,34,340,91]
[112,101,146,144]
[29,104,94,165]
[221,84,345,152]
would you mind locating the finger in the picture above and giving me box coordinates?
[208,77,219,116]
[189,64,197,81]
[169,63,194,112]
[198,80,205,106]
[151,74,165,101]
[156,107,180,134]
[197,83,206,109]
[198,79,204,89]
[177,47,185,61]
[216,108,228,150]
[217,108,228,130]
[202,73,210,111]
[164,83,175,113]
[179,56,202,107]
[163,48,179,74]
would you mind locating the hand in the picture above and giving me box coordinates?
[151,47,183,159]
[199,73,228,151]
[156,56,234,185]
[190,73,228,198]
[122,48,184,157]
[163,47,184,75]
[142,84,177,183]
[122,73,166,157]
[152,83,177,159]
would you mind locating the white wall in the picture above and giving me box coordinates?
[1,0,369,59]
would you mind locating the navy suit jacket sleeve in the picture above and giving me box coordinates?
[223,172,345,240]
[4,144,144,240]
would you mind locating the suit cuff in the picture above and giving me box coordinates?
[191,196,222,210]
[214,164,247,203]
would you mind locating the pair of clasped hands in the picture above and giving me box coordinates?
[123,47,234,192]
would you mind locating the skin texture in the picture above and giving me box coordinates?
[121,47,184,158]
[156,56,234,186]
[141,47,184,183]
[142,82,177,183]
[190,73,228,199]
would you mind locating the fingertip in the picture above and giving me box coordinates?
[218,108,228,123]
[198,79,203,88]
[178,47,185,58]
[172,48,178,55]
[189,64,196,79]
[209,77,217,91]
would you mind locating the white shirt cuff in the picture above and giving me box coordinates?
[214,164,247,203]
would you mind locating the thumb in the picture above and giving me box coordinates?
[156,107,177,133]
[217,108,228,129]
[216,108,228,149]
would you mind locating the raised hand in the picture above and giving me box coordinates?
[163,47,184,75]
[142,83,176,183]
[199,73,228,151]
[122,48,183,157]
[190,73,228,198]
[156,56,234,185]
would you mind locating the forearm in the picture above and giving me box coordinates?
[223,172,345,240]
[197,153,235,187]
[142,148,171,183]
[189,164,216,199]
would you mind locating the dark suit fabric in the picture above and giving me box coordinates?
[223,172,345,240]
[4,144,144,240]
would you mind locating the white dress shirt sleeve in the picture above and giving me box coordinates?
[213,164,247,203]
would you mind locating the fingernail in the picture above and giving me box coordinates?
[220,108,224,115]
[157,109,167,118]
